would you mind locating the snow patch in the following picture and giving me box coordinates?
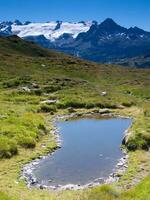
[11,22,91,41]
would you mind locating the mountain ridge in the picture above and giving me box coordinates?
[1,18,149,39]
[0,18,150,67]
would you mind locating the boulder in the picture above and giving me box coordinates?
[40,99,58,104]
[122,131,132,145]
[32,83,39,88]
[0,115,7,119]
[99,109,110,114]
[21,86,31,93]
[68,107,76,113]
[101,91,107,96]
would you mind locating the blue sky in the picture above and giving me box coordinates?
[0,0,150,31]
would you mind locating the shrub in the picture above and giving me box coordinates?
[57,101,85,109]
[39,104,57,113]
[67,107,76,113]
[122,101,135,107]
[3,78,21,88]
[32,89,42,96]
[85,103,96,109]
[127,133,150,151]
[65,101,85,108]
[43,85,61,93]
[87,102,117,109]
[102,103,117,109]
[38,123,47,133]
[0,136,18,158]
[2,77,30,88]
[17,136,36,148]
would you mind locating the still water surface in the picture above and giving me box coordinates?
[33,118,131,186]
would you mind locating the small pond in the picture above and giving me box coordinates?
[33,117,131,187]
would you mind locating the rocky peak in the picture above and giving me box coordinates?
[128,26,148,35]
[0,21,13,27]
[100,18,117,27]
[54,21,62,31]
[98,18,127,33]
[13,20,22,26]
[92,20,98,25]
[0,21,12,36]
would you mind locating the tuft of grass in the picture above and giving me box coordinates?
[39,104,57,113]
[0,112,48,158]
[0,136,18,158]
[86,185,119,200]
[126,103,150,150]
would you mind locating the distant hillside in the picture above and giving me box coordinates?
[0,35,62,58]
[113,55,150,68]
[0,35,93,68]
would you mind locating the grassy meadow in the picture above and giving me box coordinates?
[0,36,150,200]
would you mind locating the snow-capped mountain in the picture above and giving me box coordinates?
[1,20,92,41]
[0,18,150,67]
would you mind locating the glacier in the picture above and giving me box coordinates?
[11,21,92,41]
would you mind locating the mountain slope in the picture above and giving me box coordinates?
[0,35,63,57]
[0,18,150,67]
[114,55,150,68]
[59,18,150,66]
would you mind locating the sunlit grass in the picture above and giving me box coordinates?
[0,36,150,200]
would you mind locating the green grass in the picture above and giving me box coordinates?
[84,176,150,200]
[0,110,48,157]
[1,176,150,200]
[0,36,150,200]
[85,185,120,200]
[126,104,150,150]
[121,175,150,200]
[0,192,16,200]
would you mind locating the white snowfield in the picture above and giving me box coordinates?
[11,22,91,41]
